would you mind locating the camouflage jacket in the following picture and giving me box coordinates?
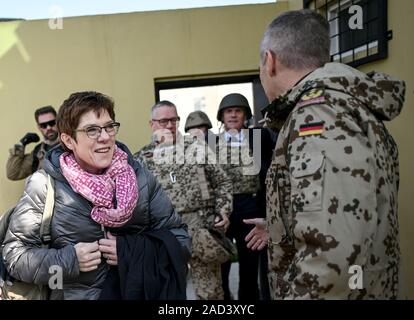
[133,137,232,221]
[262,62,405,299]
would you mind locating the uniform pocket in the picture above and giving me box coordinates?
[290,152,325,212]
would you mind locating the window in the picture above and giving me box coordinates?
[304,0,391,67]
[155,74,268,134]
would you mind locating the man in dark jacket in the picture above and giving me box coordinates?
[216,93,276,300]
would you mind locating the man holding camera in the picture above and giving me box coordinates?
[6,105,59,181]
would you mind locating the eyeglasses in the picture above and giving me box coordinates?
[151,117,180,127]
[76,122,120,139]
[38,120,56,129]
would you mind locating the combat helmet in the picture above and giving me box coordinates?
[184,110,213,132]
[216,93,252,122]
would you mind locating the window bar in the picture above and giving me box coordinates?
[351,0,355,63]
[365,0,370,58]
[338,0,342,63]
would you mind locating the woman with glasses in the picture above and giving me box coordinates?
[2,91,190,300]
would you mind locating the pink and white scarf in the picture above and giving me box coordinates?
[60,146,138,227]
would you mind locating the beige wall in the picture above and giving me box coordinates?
[0,0,412,298]
[284,0,303,10]
[0,2,287,208]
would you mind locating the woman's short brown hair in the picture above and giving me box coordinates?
[57,91,116,150]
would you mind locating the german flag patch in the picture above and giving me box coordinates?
[299,121,325,137]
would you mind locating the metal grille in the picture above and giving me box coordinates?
[304,0,389,67]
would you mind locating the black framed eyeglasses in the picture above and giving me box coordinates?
[38,119,56,129]
[76,122,120,139]
[151,117,180,127]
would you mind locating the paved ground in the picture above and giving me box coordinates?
[186,262,239,300]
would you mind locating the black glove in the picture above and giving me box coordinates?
[20,132,40,146]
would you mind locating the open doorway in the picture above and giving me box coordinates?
[155,74,268,134]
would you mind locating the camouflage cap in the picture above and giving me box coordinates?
[184,110,212,132]
[217,93,253,121]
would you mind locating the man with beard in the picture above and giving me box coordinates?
[6,105,59,180]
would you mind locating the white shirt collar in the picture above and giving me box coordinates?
[224,130,245,143]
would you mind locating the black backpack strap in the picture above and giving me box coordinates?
[31,143,43,173]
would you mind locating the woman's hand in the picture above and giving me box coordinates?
[74,241,102,272]
[244,218,269,251]
[99,232,118,266]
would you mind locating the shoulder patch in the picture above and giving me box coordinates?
[143,151,153,158]
[297,89,325,108]
[299,121,325,137]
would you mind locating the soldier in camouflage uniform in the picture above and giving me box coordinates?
[134,101,233,300]
[185,110,217,152]
[185,110,213,136]
[254,9,405,299]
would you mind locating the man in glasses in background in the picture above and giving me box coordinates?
[134,100,233,300]
[6,105,59,180]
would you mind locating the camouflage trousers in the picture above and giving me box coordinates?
[182,211,224,300]
[191,257,224,300]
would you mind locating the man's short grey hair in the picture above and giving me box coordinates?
[260,9,330,70]
[151,100,177,119]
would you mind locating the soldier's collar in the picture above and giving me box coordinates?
[260,89,296,126]
[260,73,326,124]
